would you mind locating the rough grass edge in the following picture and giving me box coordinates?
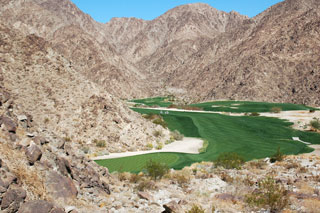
[198,139,209,154]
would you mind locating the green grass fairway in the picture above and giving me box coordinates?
[129,96,173,107]
[96,106,320,173]
[190,100,316,113]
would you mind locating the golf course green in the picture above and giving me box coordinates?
[95,100,320,173]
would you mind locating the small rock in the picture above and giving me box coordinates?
[138,191,153,201]
[65,206,76,212]
[17,115,27,121]
[25,143,42,165]
[26,132,36,138]
[18,200,54,213]
[0,186,7,193]
[163,201,181,213]
[50,208,65,213]
[33,136,48,145]
[0,116,17,133]
[178,199,188,205]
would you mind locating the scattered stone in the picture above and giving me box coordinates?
[0,186,7,193]
[138,191,153,201]
[0,116,17,133]
[26,132,36,138]
[65,206,76,212]
[33,136,48,145]
[18,200,54,213]
[50,208,65,213]
[25,143,42,165]
[17,115,27,121]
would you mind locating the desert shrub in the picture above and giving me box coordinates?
[284,161,299,170]
[247,160,267,169]
[250,112,260,116]
[156,142,163,150]
[309,109,315,113]
[135,178,156,191]
[198,140,209,153]
[217,171,234,183]
[186,204,205,213]
[170,130,184,141]
[270,147,284,163]
[310,118,320,130]
[129,173,143,183]
[171,169,191,187]
[144,160,169,180]
[118,172,131,181]
[213,152,245,169]
[44,117,50,124]
[82,146,90,154]
[143,113,158,120]
[94,139,106,148]
[246,177,289,213]
[64,137,71,142]
[153,130,163,137]
[270,107,282,113]
[146,142,153,150]
[153,118,168,128]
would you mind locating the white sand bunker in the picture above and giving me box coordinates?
[92,137,203,160]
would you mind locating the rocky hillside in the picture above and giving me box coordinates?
[0,22,165,153]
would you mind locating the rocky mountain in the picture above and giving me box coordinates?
[0,0,150,99]
[161,0,320,105]
[104,0,320,106]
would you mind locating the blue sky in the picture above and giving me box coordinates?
[71,0,284,23]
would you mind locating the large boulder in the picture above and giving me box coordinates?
[25,143,42,165]
[18,200,54,213]
[1,188,26,212]
[46,172,78,202]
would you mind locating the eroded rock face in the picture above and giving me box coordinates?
[46,172,78,202]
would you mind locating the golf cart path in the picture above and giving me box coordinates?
[92,137,203,160]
